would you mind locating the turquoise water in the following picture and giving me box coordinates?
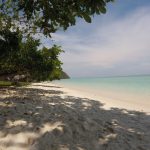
[54,75,150,101]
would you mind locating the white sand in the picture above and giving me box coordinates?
[0,82,150,150]
[51,82,150,114]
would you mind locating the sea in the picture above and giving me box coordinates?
[53,75,150,103]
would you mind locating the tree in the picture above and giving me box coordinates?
[0,30,64,81]
[17,38,64,81]
[0,0,114,36]
[0,29,19,58]
[0,29,20,74]
[39,45,64,80]
[0,0,114,81]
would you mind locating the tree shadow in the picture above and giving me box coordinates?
[0,86,150,150]
[31,84,62,88]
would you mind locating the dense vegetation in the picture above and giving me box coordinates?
[0,30,64,81]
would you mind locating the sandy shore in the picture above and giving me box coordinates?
[52,82,150,114]
[0,82,150,150]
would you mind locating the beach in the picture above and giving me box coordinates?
[52,86,150,114]
[0,82,150,150]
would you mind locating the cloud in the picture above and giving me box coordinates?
[51,6,150,77]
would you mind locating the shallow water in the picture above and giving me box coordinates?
[53,75,150,102]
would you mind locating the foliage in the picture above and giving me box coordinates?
[39,45,64,81]
[17,38,64,81]
[0,1,114,81]
[0,29,19,57]
[0,80,12,86]
[0,30,64,81]
[0,80,29,87]
[0,29,20,73]
[0,0,114,36]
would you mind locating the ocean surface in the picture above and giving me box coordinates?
[53,75,150,103]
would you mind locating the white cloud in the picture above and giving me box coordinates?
[51,7,150,77]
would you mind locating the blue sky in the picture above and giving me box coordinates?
[43,0,150,77]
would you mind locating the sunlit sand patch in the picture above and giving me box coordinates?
[0,102,15,107]
[59,145,70,150]
[77,147,85,150]
[35,106,43,109]
[48,102,56,106]
[99,133,117,145]
[44,93,55,97]
[62,101,75,108]
[82,101,92,110]
[127,128,135,133]
[0,130,38,149]
[0,121,65,150]
[40,122,64,134]
[5,120,27,128]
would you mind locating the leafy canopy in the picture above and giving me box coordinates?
[0,29,19,58]
[0,30,64,81]
[0,0,114,36]
[0,0,114,81]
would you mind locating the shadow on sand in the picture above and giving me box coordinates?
[0,86,150,150]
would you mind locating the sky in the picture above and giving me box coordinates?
[44,0,150,77]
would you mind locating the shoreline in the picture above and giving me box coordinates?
[0,82,150,150]
[50,82,150,114]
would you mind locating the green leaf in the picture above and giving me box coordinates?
[83,14,91,23]
[99,7,107,14]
